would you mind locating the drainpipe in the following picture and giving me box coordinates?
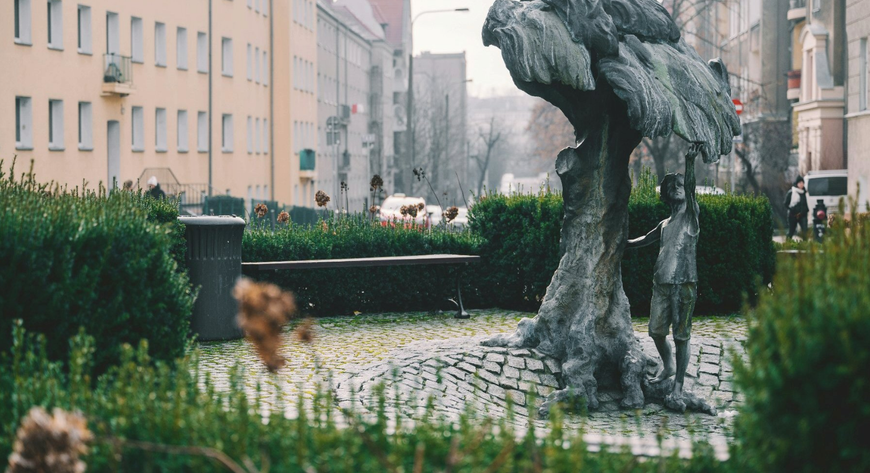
[208,0,213,196]
[270,0,275,200]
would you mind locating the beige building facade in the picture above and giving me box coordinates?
[2,0,293,212]
[846,0,870,206]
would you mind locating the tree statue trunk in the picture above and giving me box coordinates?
[484,108,652,415]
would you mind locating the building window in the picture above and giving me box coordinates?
[196,32,207,73]
[255,118,261,153]
[861,38,868,112]
[254,0,260,14]
[255,47,260,83]
[177,27,188,70]
[221,114,233,152]
[132,106,144,151]
[14,0,32,45]
[155,108,167,152]
[78,101,92,150]
[155,22,167,66]
[246,116,253,153]
[197,111,207,152]
[177,110,188,152]
[263,118,268,154]
[246,44,252,80]
[48,99,64,150]
[247,0,252,8]
[221,37,233,77]
[15,97,33,150]
[47,0,63,50]
[262,51,268,85]
[77,5,91,54]
[131,17,143,63]
[105,11,119,54]
[263,0,268,16]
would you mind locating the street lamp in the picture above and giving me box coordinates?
[404,7,469,194]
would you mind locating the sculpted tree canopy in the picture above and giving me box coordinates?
[481,0,740,416]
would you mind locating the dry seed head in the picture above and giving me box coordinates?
[254,203,268,218]
[233,278,296,373]
[295,318,316,344]
[315,190,331,208]
[369,205,380,214]
[444,206,459,222]
[277,211,290,224]
[7,407,93,473]
[370,174,384,190]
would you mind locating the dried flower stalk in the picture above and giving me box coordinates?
[315,190,331,208]
[233,278,296,373]
[7,407,93,473]
[254,203,268,218]
[277,211,290,224]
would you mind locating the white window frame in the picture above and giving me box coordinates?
[177,110,189,152]
[861,38,868,112]
[221,114,233,152]
[78,101,93,150]
[255,118,261,154]
[262,50,268,85]
[246,43,252,80]
[132,106,144,152]
[48,99,64,150]
[247,0,252,8]
[177,27,188,70]
[246,116,253,153]
[263,118,268,154]
[47,0,63,50]
[155,107,167,152]
[196,32,207,73]
[15,96,33,150]
[221,37,233,77]
[255,47,260,83]
[155,22,167,67]
[131,17,144,63]
[77,5,92,54]
[263,0,268,16]
[14,0,33,45]
[197,111,208,152]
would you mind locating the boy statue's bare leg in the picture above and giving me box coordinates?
[650,335,675,383]
[672,339,690,396]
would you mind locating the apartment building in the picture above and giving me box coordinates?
[845,0,870,205]
[316,0,398,212]
[2,0,288,211]
[286,0,319,208]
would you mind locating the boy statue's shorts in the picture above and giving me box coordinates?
[649,282,696,341]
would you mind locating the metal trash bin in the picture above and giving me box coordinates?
[179,215,246,341]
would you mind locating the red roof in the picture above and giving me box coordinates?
[367,0,406,47]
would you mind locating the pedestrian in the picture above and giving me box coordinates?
[146,176,166,200]
[784,176,809,239]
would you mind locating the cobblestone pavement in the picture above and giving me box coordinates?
[198,310,747,442]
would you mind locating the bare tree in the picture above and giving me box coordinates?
[526,100,574,171]
[473,116,506,196]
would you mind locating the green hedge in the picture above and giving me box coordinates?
[0,324,729,472]
[730,212,870,472]
[469,170,776,314]
[0,161,195,373]
[243,215,482,316]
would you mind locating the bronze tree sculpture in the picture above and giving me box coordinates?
[481,0,740,416]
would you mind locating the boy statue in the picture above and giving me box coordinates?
[626,142,702,411]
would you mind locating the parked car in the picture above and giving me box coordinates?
[379,194,429,228]
[696,185,726,195]
[804,170,848,225]
[427,204,443,227]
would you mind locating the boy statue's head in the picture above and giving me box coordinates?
[660,173,686,207]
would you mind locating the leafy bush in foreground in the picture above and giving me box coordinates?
[731,206,870,473]
[0,323,728,472]
[0,161,194,373]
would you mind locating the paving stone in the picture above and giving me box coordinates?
[483,361,502,373]
[444,367,467,381]
[507,356,525,369]
[537,385,555,397]
[477,369,499,385]
[700,354,720,364]
[499,376,519,390]
[525,358,545,372]
[539,373,560,388]
[503,365,520,379]
[520,370,541,383]
[686,365,699,378]
[457,362,477,373]
[465,357,483,367]
[484,353,505,364]
[699,363,719,375]
[509,349,531,356]
[488,384,506,399]
[421,370,439,383]
[698,373,718,386]
[544,358,561,374]
[717,382,734,392]
[506,390,526,406]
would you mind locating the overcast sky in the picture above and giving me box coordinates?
[410,0,517,98]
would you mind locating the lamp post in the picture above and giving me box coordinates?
[405,7,469,194]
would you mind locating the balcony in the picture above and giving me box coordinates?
[787,70,801,101]
[101,54,135,96]
[300,149,316,180]
[788,0,806,20]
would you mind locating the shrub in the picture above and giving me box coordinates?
[469,169,776,314]
[244,215,483,316]
[731,207,870,473]
[0,324,729,472]
[0,161,195,373]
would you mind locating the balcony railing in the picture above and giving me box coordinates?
[102,53,134,96]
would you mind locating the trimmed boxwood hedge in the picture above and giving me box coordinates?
[469,170,776,314]
[0,160,195,373]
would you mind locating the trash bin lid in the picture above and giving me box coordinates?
[178,215,246,226]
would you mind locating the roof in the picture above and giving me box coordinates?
[366,0,408,47]
[333,0,386,42]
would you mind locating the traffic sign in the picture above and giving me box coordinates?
[732,98,744,115]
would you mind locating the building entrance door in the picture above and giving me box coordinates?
[107,120,120,188]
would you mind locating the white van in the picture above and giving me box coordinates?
[804,170,848,223]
